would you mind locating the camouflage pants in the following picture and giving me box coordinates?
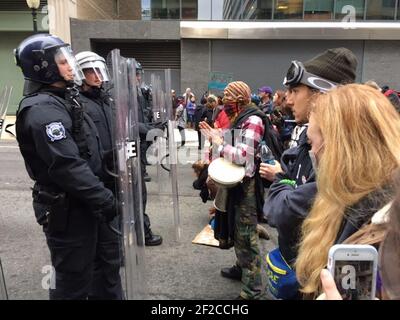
[234,178,262,300]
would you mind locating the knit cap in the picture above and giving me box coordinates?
[303,47,358,84]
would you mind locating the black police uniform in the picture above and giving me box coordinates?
[16,86,122,300]
[138,85,153,169]
[136,86,162,244]
[79,89,114,187]
[82,87,161,246]
[77,88,125,299]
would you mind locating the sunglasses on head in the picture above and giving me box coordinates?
[283,60,338,93]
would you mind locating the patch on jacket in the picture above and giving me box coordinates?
[46,122,66,142]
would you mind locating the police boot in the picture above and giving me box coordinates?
[145,229,162,246]
[221,264,242,281]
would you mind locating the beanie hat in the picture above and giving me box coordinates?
[303,47,358,84]
[258,86,273,94]
[223,81,251,105]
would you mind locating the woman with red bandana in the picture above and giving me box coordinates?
[200,81,267,300]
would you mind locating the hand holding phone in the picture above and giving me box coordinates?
[327,244,378,300]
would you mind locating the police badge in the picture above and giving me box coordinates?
[46,122,66,142]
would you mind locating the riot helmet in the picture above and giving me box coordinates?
[135,61,143,76]
[14,33,84,86]
[75,51,110,87]
[134,60,145,87]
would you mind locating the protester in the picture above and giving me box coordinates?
[261,48,358,299]
[194,96,208,150]
[200,81,265,300]
[382,85,400,113]
[175,96,186,147]
[186,95,196,129]
[257,86,273,115]
[295,84,400,298]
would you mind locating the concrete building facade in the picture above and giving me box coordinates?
[70,1,400,98]
[2,0,400,113]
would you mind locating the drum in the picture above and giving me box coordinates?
[208,157,245,188]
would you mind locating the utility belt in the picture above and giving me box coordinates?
[32,184,69,233]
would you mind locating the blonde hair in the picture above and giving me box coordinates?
[207,94,218,104]
[295,84,400,296]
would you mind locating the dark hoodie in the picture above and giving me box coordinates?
[264,128,316,265]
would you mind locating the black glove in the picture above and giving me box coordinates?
[94,200,118,223]
[152,120,168,130]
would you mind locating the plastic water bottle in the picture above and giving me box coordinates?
[260,141,275,165]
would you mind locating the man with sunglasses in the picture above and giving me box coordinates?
[260,48,358,299]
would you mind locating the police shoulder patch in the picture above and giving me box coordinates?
[45,122,66,142]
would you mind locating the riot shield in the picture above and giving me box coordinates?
[0,258,8,300]
[149,74,167,194]
[165,69,181,240]
[149,70,181,240]
[0,86,13,138]
[108,49,146,299]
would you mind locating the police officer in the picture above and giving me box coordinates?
[71,50,128,298]
[134,60,163,246]
[14,34,122,299]
[75,51,162,246]
[136,61,152,182]
[74,51,114,189]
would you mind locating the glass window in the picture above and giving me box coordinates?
[274,0,304,20]
[212,0,224,20]
[304,0,334,20]
[366,0,396,20]
[254,0,274,19]
[151,0,180,19]
[141,0,151,20]
[398,0,400,19]
[200,0,224,20]
[223,0,243,20]
[242,0,258,19]
[182,0,198,19]
[335,0,365,21]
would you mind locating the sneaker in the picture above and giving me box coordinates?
[220,265,242,281]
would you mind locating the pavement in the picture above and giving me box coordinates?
[0,129,277,300]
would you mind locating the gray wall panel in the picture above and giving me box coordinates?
[181,39,210,98]
[363,41,400,88]
[71,19,180,53]
[210,40,364,93]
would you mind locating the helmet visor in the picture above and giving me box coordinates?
[54,46,85,86]
[82,60,110,83]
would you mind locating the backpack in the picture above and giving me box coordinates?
[266,248,299,300]
[254,117,282,217]
[231,107,283,217]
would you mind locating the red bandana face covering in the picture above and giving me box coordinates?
[223,103,238,117]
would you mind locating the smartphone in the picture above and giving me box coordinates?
[327,244,378,300]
